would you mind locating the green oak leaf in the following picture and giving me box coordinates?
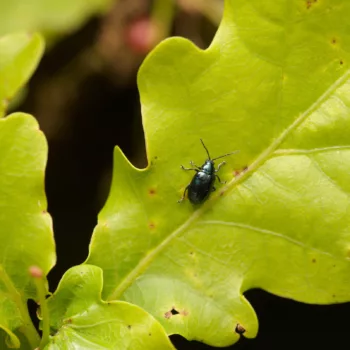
[45,265,175,350]
[0,113,55,348]
[0,32,44,117]
[87,0,350,347]
[0,0,112,39]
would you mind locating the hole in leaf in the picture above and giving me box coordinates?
[235,323,246,335]
[171,308,179,315]
[164,308,180,319]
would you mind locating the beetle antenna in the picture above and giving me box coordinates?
[212,150,240,161]
[200,139,211,159]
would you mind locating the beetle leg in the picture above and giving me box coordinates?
[178,185,189,203]
[180,164,199,172]
[190,161,201,170]
[215,174,226,184]
[212,186,216,192]
[215,161,226,172]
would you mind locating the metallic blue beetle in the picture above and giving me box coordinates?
[178,139,239,204]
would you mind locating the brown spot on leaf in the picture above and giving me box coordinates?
[180,309,189,316]
[148,188,156,196]
[312,258,316,263]
[219,191,225,197]
[340,60,344,65]
[233,166,248,177]
[127,325,132,329]
[235,323,246,335]
[149,222,155,229]
[306,0,317,9]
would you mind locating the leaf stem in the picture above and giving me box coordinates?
[151,0,176,40]
[29,266,50,349]
[0,264,40,348]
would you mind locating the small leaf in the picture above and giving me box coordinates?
[0,113,55,348]
[0,32,44,117]
[87,0,350,347]
[45,265,175,350]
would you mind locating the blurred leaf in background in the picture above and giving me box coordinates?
[0,0,113,42]
[0,32,44,116]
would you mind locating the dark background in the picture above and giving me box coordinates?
[18,1,350,348]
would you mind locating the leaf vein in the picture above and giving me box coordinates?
[200,220,348,262]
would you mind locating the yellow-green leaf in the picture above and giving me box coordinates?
[45,265,175,350]
[0,113,55,348]
[87,0,350,347]
[0,32,44,117]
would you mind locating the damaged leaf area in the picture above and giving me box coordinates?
[45,265,174,350]
[87,0,350,347]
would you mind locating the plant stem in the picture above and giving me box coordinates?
[30,267,50,349]
[152,0,176,40]
[0,265,40,349]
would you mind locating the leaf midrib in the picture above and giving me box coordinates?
[107,69,350,301]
